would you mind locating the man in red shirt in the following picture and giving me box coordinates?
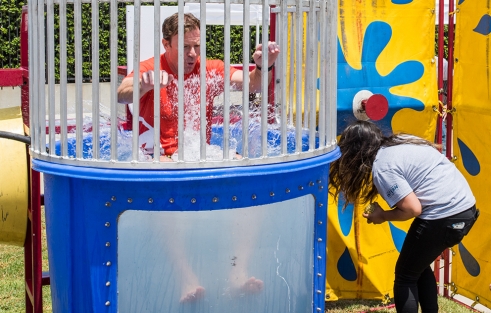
[118,12,280,160]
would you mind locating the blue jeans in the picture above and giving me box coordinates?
[394,205,479,313]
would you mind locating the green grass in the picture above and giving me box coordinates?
[0,207,51,313]
[324,297,480,312]
[0,208,481,313]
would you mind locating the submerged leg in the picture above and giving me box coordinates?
[227,209,264,296]
[160,218,205,304]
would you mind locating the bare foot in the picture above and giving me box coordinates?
[180,286,205,303]
[234,277,263,296]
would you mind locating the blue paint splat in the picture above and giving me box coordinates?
[458,242,480,277]
[336,21,424,135]
[338,196,354,237]
[391,0,412,4]
[473,14,491,35]
[388,222,407,252]
[337,247,358,281]
[457,138,480,176]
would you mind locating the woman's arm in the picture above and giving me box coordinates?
[364,192,422,224]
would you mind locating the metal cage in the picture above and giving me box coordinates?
[28,0,338,169]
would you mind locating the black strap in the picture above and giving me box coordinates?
[255,64,275,72]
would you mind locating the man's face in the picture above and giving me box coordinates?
[163,28,201,75]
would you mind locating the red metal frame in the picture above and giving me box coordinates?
[435,0,445,148]
[0,69,24,86]
[446,0,455,161]
[442,0,456,300]
[433,0,445,292]
[0,9,49,312]
[24,168,49,313]
[437,0,456,300]
[434,2,479,311]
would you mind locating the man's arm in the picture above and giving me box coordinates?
[117,70,174,104]
[117,76,138,104]
[363,192,422,224]
[230,41,280,93]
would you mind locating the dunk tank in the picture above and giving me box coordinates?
[27,0,339,312]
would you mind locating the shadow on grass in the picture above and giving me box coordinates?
[324,299,395,313]
[324,296,483,313]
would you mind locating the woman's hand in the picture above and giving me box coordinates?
[363,192,422,224]
[363,202,385,224]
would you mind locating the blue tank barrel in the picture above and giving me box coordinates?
[34,149,339,312]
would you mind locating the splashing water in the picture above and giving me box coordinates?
[58,107,308,162]
[169,72,239,161]
[57,71,312,161]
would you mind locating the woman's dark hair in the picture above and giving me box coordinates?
[329,120,440,210]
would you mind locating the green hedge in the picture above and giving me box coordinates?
[0,1,258,82]
[55,3,128,82]
[0,0,25,68]
[1,0,448,81]
[435,24,449,59]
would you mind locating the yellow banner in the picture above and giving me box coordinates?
[326,0,439,300]
[451,0,491,309]
[337,0,438,137]
[326,194,412,300]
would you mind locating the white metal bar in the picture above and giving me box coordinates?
[329,0,337,145]
[303,12,310,131]
[59,0,68,157]
[132,0,141,161]
[28,0,37,153]
[308,1,317,151]
[223,0,231,159]
[37,0,46,155]
[153,0,161,162]
[177,2,185,161]
[74,0,83,159]
[110,0,118,160]
[241,0,250,158]
[295,0,302,153]
[92,0,101,159]
[200,0,207,160]
[47,0,56,155]
[260,0,269,157]
[288,12,294,127]
[280,0,288,154]
[318,0,327,148]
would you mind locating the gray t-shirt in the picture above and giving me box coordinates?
[372,142,475,220]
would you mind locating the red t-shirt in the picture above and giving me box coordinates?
[127,55,238,156]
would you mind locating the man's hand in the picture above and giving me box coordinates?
[140,70,174,94]
[117,70,174,104]
[159,155,174,162]
[253,41,280,68]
